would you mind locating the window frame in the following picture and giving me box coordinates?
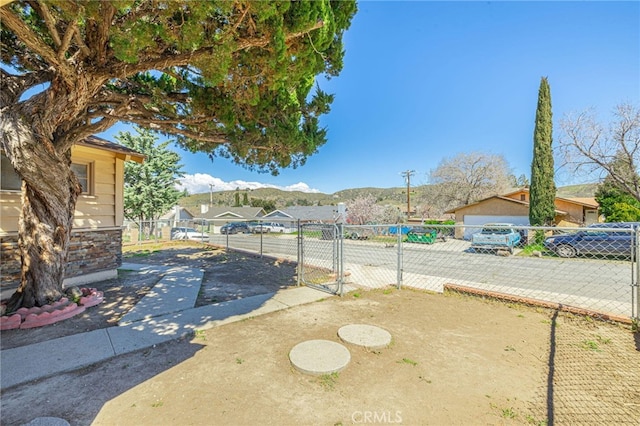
[71,161,94,195]
[0,154,22,191]
[1,153,94,195]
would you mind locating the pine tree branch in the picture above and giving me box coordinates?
[28,1,61,47]
[0,68,53,107]
[0,7,63,72]
[58,19,77,61]
[113,20,324,78]
[121,117,230,145]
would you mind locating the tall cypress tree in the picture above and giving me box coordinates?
[529,77,556,228]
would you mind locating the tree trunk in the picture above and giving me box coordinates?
[3,118,80,313]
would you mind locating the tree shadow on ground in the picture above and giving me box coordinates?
[0,338,204,426]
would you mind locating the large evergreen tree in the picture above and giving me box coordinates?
[0,1,357,311]
[117,128,185,226]
[529,77,556,227]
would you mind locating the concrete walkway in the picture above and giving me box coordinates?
[1,264,333,389]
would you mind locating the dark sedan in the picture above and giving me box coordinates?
[220,222,250,234]
[544,223,639,258]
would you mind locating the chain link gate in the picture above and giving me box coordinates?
[297,223,344,296]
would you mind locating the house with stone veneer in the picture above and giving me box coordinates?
[0,136,144,297]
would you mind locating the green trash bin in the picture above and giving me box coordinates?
[405,228,437,244]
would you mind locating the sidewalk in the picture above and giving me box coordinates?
[1,263,333,389]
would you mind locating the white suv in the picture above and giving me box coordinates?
[263,222,288,233]
[170,227,209,241]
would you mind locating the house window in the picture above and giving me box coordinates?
[520,194,526,201]
[1,154,22,190]
[1,154,92,194]
[71,162,92,194]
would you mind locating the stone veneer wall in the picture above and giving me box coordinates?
[1,228,122,291]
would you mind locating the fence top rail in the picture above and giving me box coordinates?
[339,223,638,233]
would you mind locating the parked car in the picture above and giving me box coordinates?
[470,223,521,254]
[170,227,209,241]
[263,222,288,233]
[248,222,270,233]
[220,222,250,234]
[544,222,639,258]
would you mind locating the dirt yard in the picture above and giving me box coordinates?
[1,242,638,425]
[1,242,297,349]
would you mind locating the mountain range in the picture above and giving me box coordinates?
[179,183,599,211]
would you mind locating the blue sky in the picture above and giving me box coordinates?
[99,1,640,195]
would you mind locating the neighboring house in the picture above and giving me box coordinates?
[195,205,265,222]
[159,205,197,224]
[263,205,340,224]
[187,205,265,234]
[445,188,600,239]
[1,136,144,296]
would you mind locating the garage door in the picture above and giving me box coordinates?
[463,215,530,239]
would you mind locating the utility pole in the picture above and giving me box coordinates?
[401,170,415,219]
[209,184,215,206]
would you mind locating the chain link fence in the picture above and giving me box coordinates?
[122,220,639,321]
[300,223,638,321]
[122,217,301,260]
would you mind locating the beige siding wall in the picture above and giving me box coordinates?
[115,158,125,226]
[0,192,20,231]
[554,199,585,224]
[504,190,528,202]
[453,199,528,222]
[452,199,528,238]
[0,145,119,233]
[73,145,117,229]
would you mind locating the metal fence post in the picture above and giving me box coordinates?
[397,223,403,290]
[338,222,344,296]
[631,227,640,321]
[297,220,302,287]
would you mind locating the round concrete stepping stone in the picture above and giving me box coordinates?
[338,324,392,350]
[289,339,350,375]
[23,417,70,426]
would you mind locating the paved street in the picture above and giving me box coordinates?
[209,234,636,318]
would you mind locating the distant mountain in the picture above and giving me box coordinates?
[555,183,599,198]
[178,186,406,211]
[179,183,599,212]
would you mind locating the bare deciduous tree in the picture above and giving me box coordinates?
[428,152,513,211]
[557,103,640,201]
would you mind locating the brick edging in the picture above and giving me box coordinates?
[443,283,633,325]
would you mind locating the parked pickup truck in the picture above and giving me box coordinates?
[471,223,521,254]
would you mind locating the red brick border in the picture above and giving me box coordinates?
[444,283,633,325]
